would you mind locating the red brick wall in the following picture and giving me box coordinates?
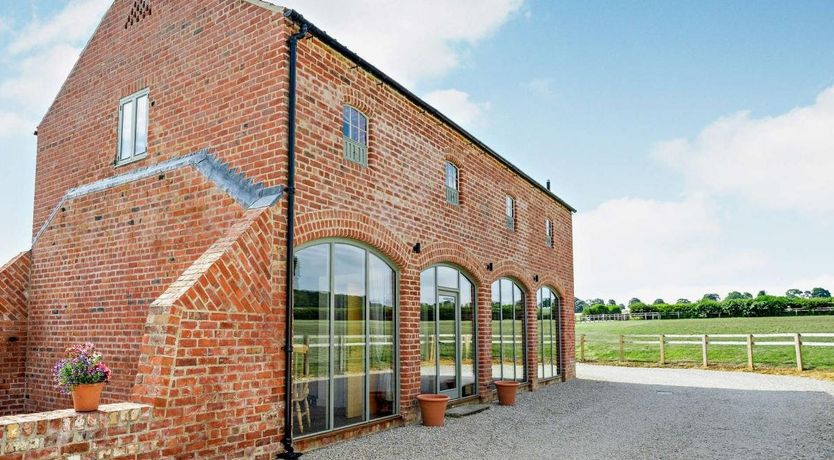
[0,252,30,416]
[289,27,576,414]
[32,0,290,239]
[132,206,281,459]
[26,165,244,412]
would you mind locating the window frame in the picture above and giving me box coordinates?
[536,287,562,380]
[491,278,527,383]
[505,196,515,231]
[342,105,369,167]
[545,219,553,248]
[116,88,150,166]
[292,238,400,438]
[444,162,459,206]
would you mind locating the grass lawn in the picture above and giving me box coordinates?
[576,316,834,370]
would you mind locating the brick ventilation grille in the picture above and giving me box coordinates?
[124,0,151,29]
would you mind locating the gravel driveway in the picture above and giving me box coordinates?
[303,364,834,459]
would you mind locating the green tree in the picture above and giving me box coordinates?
[757,290,767,297]
[589,298,604,306]
[725,291,744,300]
[811,287,831,298]
[628,297,642,305]
[743,292,753,299]
[574,298,588,313]
[653,298,665,305]
[676,298,691,304]
[786,289,803,298]
[702,293,720,302]
[607,299,617,306]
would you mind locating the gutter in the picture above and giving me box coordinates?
[282,9,577,214]
[277,22,309,460]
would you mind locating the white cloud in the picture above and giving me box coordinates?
[423,88,490,129]
[0,43,82,110]
[574,196,768,302]
[6,0,110,56]
[278,0,524,87]
[522,78,554,97]
[655,85,834,215]
[0,111,32,138]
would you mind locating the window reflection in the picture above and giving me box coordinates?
[492,279,526,382]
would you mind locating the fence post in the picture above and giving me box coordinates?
[701,335,708,368]
[794,333,803,371]
[659,334,666,365]
[746,334,754,370]
[580,334,586,362]
[618,335,625,362]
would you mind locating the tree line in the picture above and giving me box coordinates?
[575,287,832,317]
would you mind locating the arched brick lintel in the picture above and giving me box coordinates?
[415,241,487,287]
[294,209,410,271]
[487,259,536,295]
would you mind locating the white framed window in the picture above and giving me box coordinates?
[505,196,515,231]
[445,162,459,205]
[343,105,368,166]
[117,88,149,165]
[545,219,553,247]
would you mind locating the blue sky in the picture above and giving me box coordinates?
[1,0,833,302]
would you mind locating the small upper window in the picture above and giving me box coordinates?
[445,162,459,205]
[505,196,515,231]
[545,219,553,247]
[343,105,368,166]
[117,89,149,164]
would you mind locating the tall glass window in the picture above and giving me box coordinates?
[537,287,561,379]
[293,241,396,437]
[491,279,526,382]
[505,196,515,231]
[445,162,459,205]
[117,88,149,164]
[420,265,476,399]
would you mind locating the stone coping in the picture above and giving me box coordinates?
[0,402,150,426]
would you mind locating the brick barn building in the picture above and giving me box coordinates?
[0,0,575,457]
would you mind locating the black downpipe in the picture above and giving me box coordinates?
[278,22,308,460]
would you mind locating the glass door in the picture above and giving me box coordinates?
[437,291,459,398]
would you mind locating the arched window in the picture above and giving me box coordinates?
[419,265,476,399]
[343,105,368,166]
[445,162,459,205]
[491,278,526,382]
[292,241,396,437]
[537,287,561,379]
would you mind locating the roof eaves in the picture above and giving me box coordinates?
[280,9,577,213]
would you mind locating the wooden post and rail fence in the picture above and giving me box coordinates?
[577,332,834,371]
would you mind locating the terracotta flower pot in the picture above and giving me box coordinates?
[416,394,450,427]
[494,380,520,406]
[71,383,104,412]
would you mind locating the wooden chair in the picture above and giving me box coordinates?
[292,343,312,434]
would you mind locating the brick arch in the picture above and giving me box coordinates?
[487,260,535,295]
[415,241,487,286]
[534,275,569,301]
[340,86,376,118]
[294,209,410,270]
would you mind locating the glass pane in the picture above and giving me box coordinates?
[293,244,330,436]
[513,284,525,382]
[359,114,367,145]
[120,100,134,160]
[460,276,476,397]
[445,163,457,190]
[436,266,458,289]
[437,294,457,392]
[343,106,351,138]
[420,268,436,394]
[333,244,366,428]
[537,289,544,379]
[505,196,513,218]
[368,254,394,419]
[491,281,502,380]
[552,293,560,376]
[135,95,148,154]
[500,279,514,381]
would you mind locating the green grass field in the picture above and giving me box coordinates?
[576,316,834,370]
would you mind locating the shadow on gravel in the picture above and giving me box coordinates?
[302,377,834,460]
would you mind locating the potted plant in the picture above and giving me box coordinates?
[494,380,520,406]
[416,393,450,427]
[53,342,112,412]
